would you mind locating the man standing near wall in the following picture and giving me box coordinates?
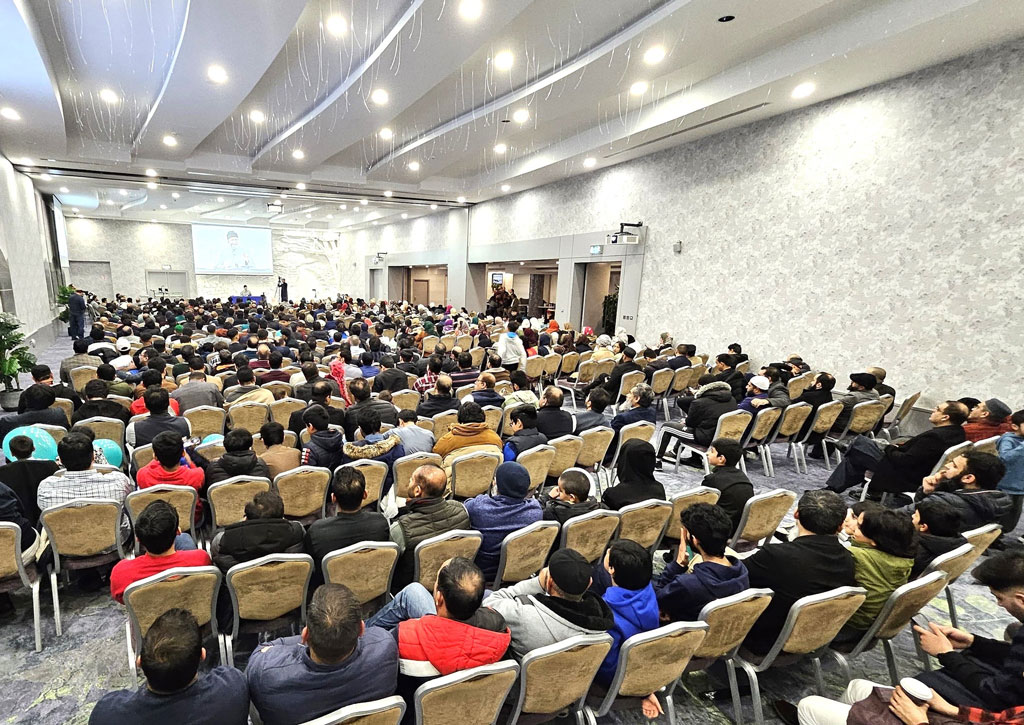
[67,287,86,340]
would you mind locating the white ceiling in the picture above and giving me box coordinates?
[2,0,1023,233]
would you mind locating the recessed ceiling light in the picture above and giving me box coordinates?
[360,199,368,205]
[249,109,266,124]
[207,64,228,84]
[305,213,312,218]
[512,108,529,123]
[40,173,51,181]
[106,200,114,205]
[370,88,389,105]
[59,186,69,193]
[643,45,666,65]
[791,81,816,99]
[430,203,438,210]
[457,196,467,203]
[583,157,597,168]
[72,207,79,212]
[379,127,394,141]
[458,0,483,21]
[217,197,226,203]
[326,14,347,37]
[99,88,119,104]
[493,142,507,154]
[326,214,333,219]
[407,161,421,172]
[401,213,408,219]
[119,189,128,196]
[519,261,525,266]
[718,15,735,22]
[149,219,156,223]
[339,204,347,210]
[144,168,157,177]
[629,80,649,96]
[296,182,306,190]
[146,182,157,190]
[501,184,511,192]
[0,107,21,121]
[384,190,393,198]
[494,51,514,71]
[372,221,378,226]
[291,149,305,160]
[162,134,178,147]
[160,204,167,209]
[280,193,288,199]
[171,192,180,199]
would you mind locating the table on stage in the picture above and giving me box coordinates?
[228,295,265,304]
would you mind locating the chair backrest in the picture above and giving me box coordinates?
[729,489,797,548]
[868,571,949,641]
[963,523,1003,560]
[298,696,406,725]
[578,350,593,365]
[69,365,98,393]
[542,353,562,377]
[456,334,473,351]
[455,384,474,402]
[746,406,782,443]
[323,542,401,605]
[51,397,74,425]
[524,356,545,380]
[546,435,583,478]
[696,588,774,659]
[262,381,293,400]
[574,360,597,385]
[775,587,867,658]
[685,365,707,389]
[560,509,621,563]
[618,421,656,450]
[126,485,197,534]
[339,460,389,509]
[392,390,420,412]
[227,402,270,433]
[269,398,306,427]
[493,520,561,587]
[973,436,1000,456]
[274,466,332,518]
[846,401,886,435]
[252,431,298,455]
[421,336,439,354]
[664,487,720,540]
[787,373,814,400]
[481,405,503,433]
[124,566,221,650]
[196,440,226,461]
[0,522,30,584]
[76,416,125,448]
[617,499,672,550]
[650,368,674,395]
[928,441,973,477]
[131,444,156,471]
[606,622,708,702]
[439,334,457,350]
[670,367,691,393]
[559,351,580,376]
[924,542,978,583]
[35,423,68,446]
[415,661,519,725]
[617,370,646,399]
[892,392,922,426]
[392,452,443,499]
[878,393,895,416]
[808,401,844,436]
[494,380,514,397]
[713,410,753,442]
[432,411,459,439]
[774,402,813,439]
[596,359,615,378]
[516,634,612,716]
[207,476,272,528]
[469,347,486,368]
[226,553,313,627]
[413,530,482,591]
[40,499,123,559]
[450,451,502,498]
[516,445,556,494]
[182,405,227,440]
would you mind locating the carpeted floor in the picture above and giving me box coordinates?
[0,334,1016,724]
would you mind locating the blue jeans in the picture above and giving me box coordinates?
[365,583,435,631]
[175,533,198,551]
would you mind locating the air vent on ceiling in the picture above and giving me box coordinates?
[604,102,770,159]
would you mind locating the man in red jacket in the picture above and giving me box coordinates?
[365,556,510,676]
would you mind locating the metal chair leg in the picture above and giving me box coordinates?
[738,659,764,725]
[830,650,851,684]
[945,586,959,630]
[49,567,61,636]
[822,441,834,471]
[31,579,42,652]
[812,655,825,695]
[883,640,900,685]
[726,659,744,725]
[739,456,747,475]
[126,621,137,676]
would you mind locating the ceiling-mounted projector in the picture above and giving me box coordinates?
[604,221,643,245]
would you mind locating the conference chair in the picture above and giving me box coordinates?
[728,489,797,553]
[336,460,388,511]
[662,410,751,475]
[412,530,482,592]
[494,380,514,397]
[129,443,155,471]
[922,525,1001,630]
[614,370,646,404]
[508,634,613,725]
[558,351,580,380]
[449,450,501,499]
[206,476,272,534]
[108,394,133,412]
[421,336,439,354]
[298,696,405,725]
[481,405,503,433]
[649,368,674,418]
[413,661,519,725]
[182,405,227,441]
[456,334,473,351]
[391,452,443,499]
[439,334,457,350]
[323,542,401,615]
[125,485,199,552]
[431,410,459,439]
[585,622,708,725]
[69,365,98,394]
[34,423,68,447]
[821,400,886,469]
[50,398,74,425]
[662,487,720,546]
[0,522,44,651]
[227,401,270,433]
[546,434,583,479]
[251,430,298,455]
[515,444,556,495]
[758,402,812,477]
[927,440,974,478]
[600,420,656,489]
[273,466,331,523]
[879,391,922,441]
[617,499,672,553]
[559,509,620,564]
[737,407,782,476]
[786,372,815,400]
[391,390,420,413]
[788,401,843,474]
[556,360,597,411]
[469,346,486,368]
[76,415,126,453]
[542,352,562,386]
[260,381,292,400]
[224,553,314,666]
[491,520,560,589]
[973,435,1000,456]
[196,438,226,461]
[524,356,546,394]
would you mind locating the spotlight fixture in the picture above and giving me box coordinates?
[430,203,438,210]
[99,88,119,104]
[629,80,649,96]
[384,190,393,197]
[207,64,228,84]
[493,143,507,154]
[643,46,666,65]
[791,81,816,99]
[147,182,157,190]
[40,173,51,181]
[216,197,225,202]
[512,108,529,123]
[458,0,483,21]
[160,204,167,209]
[172,192,180,199]
[326,14,347,37]
[106,200,114,205]
[59,186,69,193]
[583,157,597,168]
[162,134,178,147]
[501,184,511,192]
[457,196,467,203]
[296,182,307,190]
[249,109,266,123]
[119,189,128,196]
[145,168,157,177]
[370,88,389,105]
[407,161,421,172]
[0,107,20,121]
[494,51,514,71]
[379,127,394,140]
[291,149,305,160]
[360,199,368,205]
[402,213,408,219]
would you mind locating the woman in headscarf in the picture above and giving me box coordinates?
[522,327,540,357]
[592,334,615,362]
[328,358,354,407]
[538,333,551,356]
[602,439,665,510]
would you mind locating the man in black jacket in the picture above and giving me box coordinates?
[0,435,59,521]
[535,386,573,439]
[599,346,642,401]
[18,364,80,413]
[0,385,70,439]
[371,355,409,394]
[503,406,548,459]
[699,440,753,532]
[205,428,272,486]
[910,497,966,578]
[899,451,1012,532]
[825,400,969,494]
[742,490,856,655]
[343,377,398,441]
[913,550,1024,710]
[676,355,744,414]
[211,491,304,572]
[465,373,504,408]
[125,387,191,448]
[416,376,460,419]
[656,377,736,463]
[293,362,340,402]
[793,373,836,443]
[304,467,390,585]
[287,381,346,442]
[573,388,612,435]
[72,379,131,425]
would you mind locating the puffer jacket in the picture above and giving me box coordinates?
[686,382,738,445]
[205,450,272,486]
[904,489,1015,532]
[212,518,305,572]
[340,435,405,494]
[301,429,345,470]
[398,608,510,675]
[393,497,471,589]
[434,422,502,457]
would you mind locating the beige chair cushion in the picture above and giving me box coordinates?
[184,408,226,440]
[419,668,518,725]
[618,504,671,549]
[127,571,218,634]
[522,641,612,713]
[618,627,706,697]
[209,480,271,527]
[577,429,614,468]
[451,454,500,498]
[325,547,399,604]
[276,469,331,517]
[416,536,481,591]
[563,514,619,563]
[499,526,559,583]
[231,559,311,620]
[696,594,772,659]
[43,503,120,557]
[783,592,866,654]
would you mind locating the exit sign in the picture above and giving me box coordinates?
[589,245,602,255]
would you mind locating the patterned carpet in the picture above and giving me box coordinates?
[0,334,1016,724]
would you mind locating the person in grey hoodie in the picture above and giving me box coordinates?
[483,548,614,658]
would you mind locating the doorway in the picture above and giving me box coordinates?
[582,262,621,334]
[485,261,558,318]
[412,279,430,306]
[145,270,189,297]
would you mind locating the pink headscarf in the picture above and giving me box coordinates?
[329,359,353,406]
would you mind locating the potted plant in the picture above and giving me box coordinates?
[600,288,619,336]
[56,283,75,323]
[0,313,37,411]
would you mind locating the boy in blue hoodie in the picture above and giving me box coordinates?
[595,539,660,686]
[655,503,749,622]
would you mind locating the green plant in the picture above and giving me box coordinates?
[0,313,36,391]
[601,289,619,336]
[56,284,75,323]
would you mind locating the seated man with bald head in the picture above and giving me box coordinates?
[465,372,504,408]
[535,386,573,439]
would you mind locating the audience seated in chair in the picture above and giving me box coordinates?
[343,378,398,440]
[18,363,81,413]
[59,339,103,386]
[465,372,504,408]
[433,402,502,479]
[749,366,791,411]
[535,386,574,439]
[465,462,542,580]
[655,503,749,623]
[88,608,249,723]
[542,469,604,524]
[502,371,539,410]
[211,491,304,572]
[0,384,70,440]
[610,382,657,434]
[340,409,405,494]
[300,405,345,471]
[257,422,300,479]
[737,375,770,415]
[657,376,737,465]
[897,450,1012,531]
[137,431,205,511]
[109,500,208,603]
[365,556,510,675]
[698,439,753,532]
[256,352,291,384]
[127,386,188,448]
[0,435,58,522]
[205,428,271,486]
[97,362,136,398]
[602,440,665,511]
[371,354,409,394]
[170,368,224,412]
[73,379,129,426]
[963,397,1013,443]
[224,367,273,405]
[448,351,480,389]
[415,374,458,418]
[387,410,435,455]
[574,388,612,435]
[503,406,547,461]
[910,498,967,579]
[246,583,398,725]
[998,411,1024,533]
[792,372,836,441]
[824,400,969,495]
[742,490,856,655]
[413,356,442,394]
[286,380,346,442]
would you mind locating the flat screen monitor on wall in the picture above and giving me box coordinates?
[191,224,273,275]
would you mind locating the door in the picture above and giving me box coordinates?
[69,260,114,299]
[412,279,430,307]
[145,270,188,297]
